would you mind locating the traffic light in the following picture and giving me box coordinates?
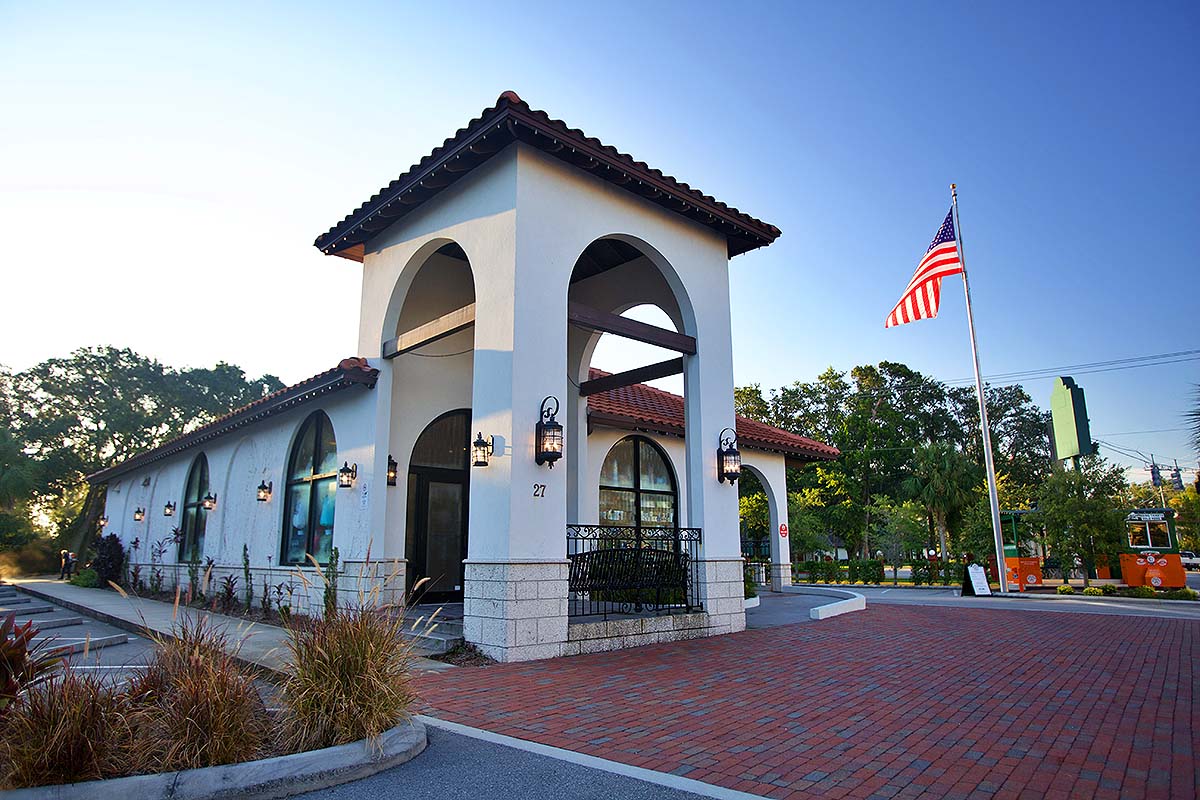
[1150,463,1162,487]
[1171,468,1185,492]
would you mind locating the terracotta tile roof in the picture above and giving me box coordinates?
[586,369,839,462]
[315,91,781,261]
[87,358,379,484]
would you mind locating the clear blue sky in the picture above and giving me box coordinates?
[2,1,1196,480]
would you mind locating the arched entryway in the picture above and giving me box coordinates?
[406,409,471,603]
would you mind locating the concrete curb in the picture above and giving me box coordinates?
[14,585,286,680]
[743,596,760,609]
[779,585,866,619]
[3,719,427,800]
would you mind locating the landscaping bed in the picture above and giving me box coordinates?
[1,576,427,792]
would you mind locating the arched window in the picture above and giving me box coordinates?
[281,411,338,566]
[599,436,677,528]
[179,454,209,562]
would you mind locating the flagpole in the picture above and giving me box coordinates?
[951,183,1009,594]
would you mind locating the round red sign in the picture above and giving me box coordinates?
[779,523,789,538]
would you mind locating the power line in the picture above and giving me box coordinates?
[776,349,1200,401]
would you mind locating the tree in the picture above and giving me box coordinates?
[903,442,977,560]
[869,496,926,584]
[1031,455,1128,588]
[5,347,284,552]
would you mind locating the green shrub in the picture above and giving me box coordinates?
[92,533,124,588]
[743,568,757,599]
[1122,585,1157,599]
[279,604,415,752]
[1101,584,1118,596]
[0,668,133,788]
[128,616,268,771]
[1056,584,1075,595]
[1163,588,1198,601]
[68,568,99,588]
[1082,586,1103,596]
[847,559,884,585]
[910,560,930,585]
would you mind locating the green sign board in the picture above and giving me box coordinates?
[1050,376,1094,460]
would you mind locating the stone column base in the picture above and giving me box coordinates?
[770,562,793,592]
[463,559,569,662]
[340,559,407,609]
[696,558,746,634]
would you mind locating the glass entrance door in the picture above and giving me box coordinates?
[406,411,470,603]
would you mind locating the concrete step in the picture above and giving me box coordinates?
[35,632,129,656]
[401,627,463,656]
[0,596,33,605]
[13,615,84,630]
[1,603,55,615]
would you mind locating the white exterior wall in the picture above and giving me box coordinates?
[739,450,793,590]
[99,387,383,613]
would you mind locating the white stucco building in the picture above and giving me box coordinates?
[90,92,838,662]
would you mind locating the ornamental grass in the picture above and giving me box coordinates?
[278,602,417,752]
[127,614,270,772]
[279,556,420,752]
[0,668,134,788]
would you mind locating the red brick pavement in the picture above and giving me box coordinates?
[415,605,1199,800]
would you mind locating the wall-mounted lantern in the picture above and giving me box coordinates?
[256,480,273,502]
[337,462,357,489]
[472,433,495,468]
[717,427,742,484]
[202,492,218,511]
[133,507,146,522]
[163,501,176,517]
[535,396,563,468]
[386,455,398,486]
[99,515,109,528]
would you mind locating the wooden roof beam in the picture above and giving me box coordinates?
[382,302,476,358]
[568,302,696,354]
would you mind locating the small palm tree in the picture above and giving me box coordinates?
[903,442,976,560]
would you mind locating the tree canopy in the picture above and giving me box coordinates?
[1,346,283,556]
[736,361,1052,560]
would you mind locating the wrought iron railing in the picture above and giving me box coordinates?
[566,524,702,619]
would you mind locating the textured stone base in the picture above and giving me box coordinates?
[119,559,406,617]
[564,610,730,656]
[463,560,569,662]
[770,562,792,591]
[696,558,747,634]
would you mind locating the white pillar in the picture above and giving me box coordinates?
[462,213,570,662]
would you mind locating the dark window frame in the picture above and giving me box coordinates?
[280,411,338,566]
[178,453,209,562]
[598,435,679,529]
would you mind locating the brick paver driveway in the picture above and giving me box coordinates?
[415,605,1198,799]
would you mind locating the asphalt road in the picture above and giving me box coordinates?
[853,584,1200,619]
[297,725,715,800]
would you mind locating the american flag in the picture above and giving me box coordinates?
[885,209,964,328]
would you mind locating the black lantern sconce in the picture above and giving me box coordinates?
[337,462,357,489]
[472,433,495,468]
[256,480,273,502]
[535,396,564,468]
[133,507,146,522]
[201,492,218,511]
[717,427,742,484]
[386,455,398,486]
[163,501,176,517]
[99,515,109,528]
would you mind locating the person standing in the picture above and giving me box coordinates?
[59,549,70,580]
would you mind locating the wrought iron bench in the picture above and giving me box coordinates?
[568,547,691,613]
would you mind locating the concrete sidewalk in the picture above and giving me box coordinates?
[10,577,452,676]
